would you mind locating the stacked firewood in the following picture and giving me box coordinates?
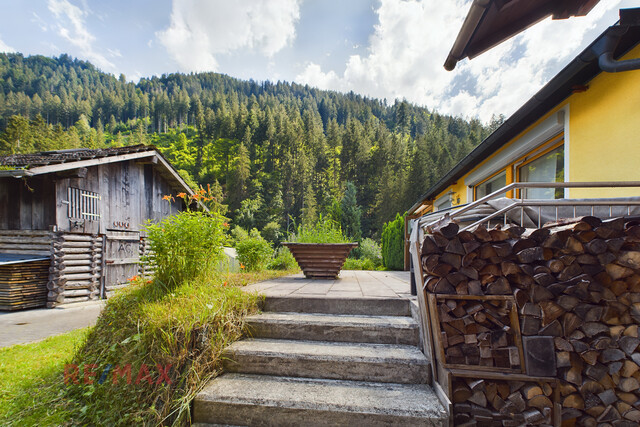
[421,216,640,426]
[437,297,522,371]
[453,378,555,426]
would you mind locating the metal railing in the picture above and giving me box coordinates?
[419,181,640,231]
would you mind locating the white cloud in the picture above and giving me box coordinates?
[157,0,301,72]
[47,0,114,71]
[107,48,122,58]
[0,35,15,53]
[295,0,621,122]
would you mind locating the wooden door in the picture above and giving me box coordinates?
[102,231,140,297]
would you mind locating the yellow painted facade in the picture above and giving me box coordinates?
[429,43,640,211]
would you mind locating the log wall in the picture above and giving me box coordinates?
[420,217,640,426]
[48,233,103,307]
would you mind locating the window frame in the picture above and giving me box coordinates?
[516,140,565,199]
[474,169,507,201]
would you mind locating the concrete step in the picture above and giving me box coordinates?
[246,312,419,345]
[223,338,431,384]
[193,373,447,427]
[261,296,411,316]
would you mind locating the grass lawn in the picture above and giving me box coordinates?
[0,328,89,426]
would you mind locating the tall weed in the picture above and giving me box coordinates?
[143,211,227,287]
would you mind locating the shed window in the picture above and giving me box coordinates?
[475,170,507,200]
[67,187,101,220]
[518,144,564,199]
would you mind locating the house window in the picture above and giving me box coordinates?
[434,193,452,211]
[67,187,101,220]
[518,144,564,199]
[475,170,507,200]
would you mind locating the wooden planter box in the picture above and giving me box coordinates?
[282,242,358,279]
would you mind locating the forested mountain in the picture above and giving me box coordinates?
[0,52,502,238]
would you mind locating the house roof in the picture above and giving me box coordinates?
[444,0,600,71]
[409,20,640,215]
[0,144,195,196]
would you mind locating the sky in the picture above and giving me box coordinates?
[0,0,636,122]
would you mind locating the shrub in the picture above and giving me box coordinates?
[381,212,405,270]
[343,257,377,270]
[143,210,227,287]
[236,229,273,271]
[355,238,382,267]
[267,246,298,270]
[230,225,249,244]
[290,215,349,243]
[261,221,282,245]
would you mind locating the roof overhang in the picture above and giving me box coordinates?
[0,147,195,197]
[444,0,600,71]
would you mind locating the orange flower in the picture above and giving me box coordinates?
[240,263,245,270]
[146,280,152,284]
[222,222,229,228]
[162,195,174,202]
[128,275,140,282]
[176,192,187,199]
[223,281,228,287]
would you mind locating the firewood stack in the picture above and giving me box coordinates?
[421,216,640,426]
[453,378,555,426]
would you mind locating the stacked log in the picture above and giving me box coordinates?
[434,297,522,371]
[0,230,52,256]
[48,233,103,307]
[452,377,555,426]
[139,236,155,280]
[0,259,50,310]
[421,216,640,426]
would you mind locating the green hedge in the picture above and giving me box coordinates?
[381,213,405,270]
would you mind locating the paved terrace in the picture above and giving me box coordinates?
[243,270,412,299]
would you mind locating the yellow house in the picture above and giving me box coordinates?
[409,17,640,219]
[404,13,640,269]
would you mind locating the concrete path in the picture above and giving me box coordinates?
[243,270,411,299]
[0,301,105,348]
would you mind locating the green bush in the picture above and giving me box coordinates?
[381,212,405,270]
[261,221,282,245]
[267,246,298,270]
[143,210,227,287]
[290,215,349,243]
[355,238,382,267]
[236,229,273,271]
[343,257,377,270]
[230,225,249,244]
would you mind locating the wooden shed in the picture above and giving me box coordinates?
[0,145,193,308]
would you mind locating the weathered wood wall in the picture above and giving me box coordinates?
[53,161,182,234]
[48,233,103,307]
[0,176,56,230]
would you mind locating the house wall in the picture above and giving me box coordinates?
[0,175,56,230]
[568,44,640,198]
[53,160,183,234]
[428,43,640,210]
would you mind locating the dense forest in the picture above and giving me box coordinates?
[0,52,503,239]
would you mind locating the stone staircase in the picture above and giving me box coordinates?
[193,296,448,426]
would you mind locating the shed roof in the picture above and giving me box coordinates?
[444,0,600,71]
[0,144,194,196]
[409,21,640,215]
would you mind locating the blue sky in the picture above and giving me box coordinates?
[0,0,635,121]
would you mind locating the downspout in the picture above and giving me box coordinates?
[596,26,640,72]
[595,9,640,73]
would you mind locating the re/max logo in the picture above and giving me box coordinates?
[64,363,172,385]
